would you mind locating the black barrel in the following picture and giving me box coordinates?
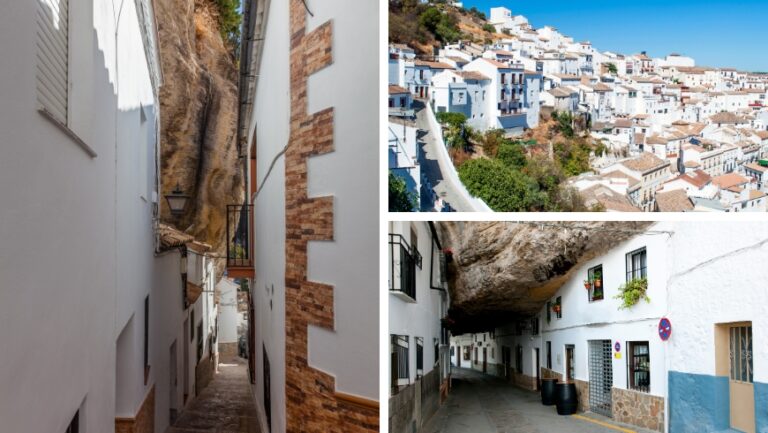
[555,382,578,415]
[540,378,558,406]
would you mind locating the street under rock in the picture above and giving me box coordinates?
[166,356,261,433]
[422,368,655,433]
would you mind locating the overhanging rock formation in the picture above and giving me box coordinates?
[437,221,654,334]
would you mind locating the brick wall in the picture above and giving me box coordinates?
[115,386,155,433]
[283,1,378,431]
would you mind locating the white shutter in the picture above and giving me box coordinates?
[36,0,69,124]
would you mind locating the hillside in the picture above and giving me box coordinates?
[389,0,503,55]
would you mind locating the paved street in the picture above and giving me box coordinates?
[166,356,261,433]
[413,100,475,212]
[422,368,654,433]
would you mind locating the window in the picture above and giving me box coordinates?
[588,265,604,301]
[65,410,79,433]
[391,335,409,392]
[415,337,424,378]
[565,345,575,381]
[263,344,271,431]
[37,0,70,125]
[626,247,647,281]
[410,225,422,269]
[555,296,562,319]
[730,325,753,383]
[434,338,439,365]
[531,316,539,336]
[196,321,203,363]
[516,345,523,373]
[474,347,478,364]
[144,296,150,384]
[546,301,551,322]
[463,346,470,361]
[546,341,552,369]
[628,341,650,392]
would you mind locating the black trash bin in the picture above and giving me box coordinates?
[555,382,578,415]
[540,378,558,406]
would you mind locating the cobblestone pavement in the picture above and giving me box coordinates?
[166,356,261,433]
[421,368,656,433]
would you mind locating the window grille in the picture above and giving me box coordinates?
[628,341,650,392]
[588,340,613,417]
[730,325,753,383]
[415,337,424,378]
[391,335,409,392]
[626,247,647,281]
[434,338,439,366]
[588,264,604,301]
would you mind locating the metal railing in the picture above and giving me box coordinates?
[389,234,417,300]
[391,335,410,393]
[226,204,254,268]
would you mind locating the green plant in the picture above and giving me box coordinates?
[606,63,618,74]
[214,0,242,52]
[388,172,417,212]
[614,277,649,309]
[482,23,496,33]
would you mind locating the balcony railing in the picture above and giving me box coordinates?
[226,204,254,277]
[389,234,418,300]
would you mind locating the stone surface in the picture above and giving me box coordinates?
[612,387,665,432]
[155,0,244,267]
[421,368,657,433]
[116,386,156,433]
[437,222,652,333]
[389,368,442,433]
[166,356,260,433]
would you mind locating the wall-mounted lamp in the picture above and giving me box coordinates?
[165,183,190,215]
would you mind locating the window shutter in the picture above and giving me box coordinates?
[36,0,69,124]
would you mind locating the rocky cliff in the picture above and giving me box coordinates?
[155,0,244,261]
[437,221,653,334]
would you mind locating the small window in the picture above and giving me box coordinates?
[463,346,470,361]
[628,341,650,392]
[531,316,539,335]
[555,296,562,319]
[415,337,424,378]
[626,247,647,281]
[391,335,410,392]
[434,338,439,365]
[730,326,753,383]
[588,265,604,301]
[546,341,552,369]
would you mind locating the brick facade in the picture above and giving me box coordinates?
[283,1,378,431]
[115,386,155,433]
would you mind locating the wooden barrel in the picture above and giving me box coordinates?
[555,382,578,415]
[540,378,558,406]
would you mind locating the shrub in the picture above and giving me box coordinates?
[482,23,496,33]
[389,172,417,212]
[497,140,527,170]
[614,278,650,309]
[458,158,548,211]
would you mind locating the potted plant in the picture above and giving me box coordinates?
[583,280,592,290]
[614,277,649,309]
[593,270,602,288]
[552,304,561,314]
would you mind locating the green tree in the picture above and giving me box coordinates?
[214,0,242,52]
[458,159,548,211]
[418,7,442,34]
[482,23,496,33]
[388,172,417,212]
[606,62,618,74]
[497,140,527,169]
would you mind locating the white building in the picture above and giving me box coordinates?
[238,0,379,431]
[389,221,450,433]
[216,278,244,354]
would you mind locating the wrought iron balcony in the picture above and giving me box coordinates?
[226,204,254,278]
[389,234,419,301]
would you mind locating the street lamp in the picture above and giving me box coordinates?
[165,183,190,215]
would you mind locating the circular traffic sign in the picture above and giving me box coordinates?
[659,318,672,341]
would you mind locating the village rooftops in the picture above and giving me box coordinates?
[389,84,409,94]
[580,184,641,212]
[456,71,491,81]
[656,189,694,212]
[646,136,668,146]
[480,58,523,69]
[744,162,768,173]
[709,112,748,124]
[620,152,669,174]
[413,60,454,69]
[712,173,750,190]
[673,169,712,189]
[547,87,578,98]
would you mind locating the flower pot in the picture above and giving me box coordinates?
[584,281,591,290]
[594,279,602,288]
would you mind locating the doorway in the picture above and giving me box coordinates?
[716,322,755,433]
[588,340,613,417]
[534,348,541,390]
[169,340,178,423]
[482,348,487,373]
[502,346,511,379]
[183,317,190,404]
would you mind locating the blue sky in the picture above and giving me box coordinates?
[461,0,768,72]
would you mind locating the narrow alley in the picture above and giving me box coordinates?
[167,357,261,433]
[422,369,654,433]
